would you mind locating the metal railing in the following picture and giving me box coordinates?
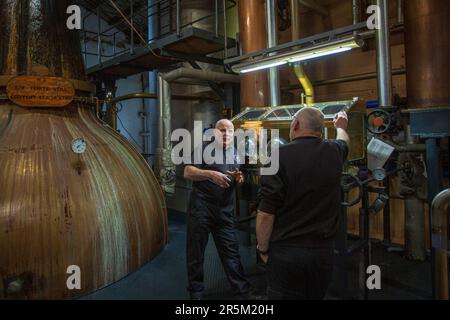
[80,0,236,65]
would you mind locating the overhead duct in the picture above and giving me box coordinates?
[157,68,240,194]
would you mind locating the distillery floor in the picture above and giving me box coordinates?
[80,210,443,300]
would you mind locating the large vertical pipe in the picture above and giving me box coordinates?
[352,0,360,25]
[238,0,268,108]
[291,0,314,105]
[148,0,159,167]
[266,0,280,107]
[397,0,404,25]
[404,0,450,109]
[375,0,392,107]
[157,73,175,193]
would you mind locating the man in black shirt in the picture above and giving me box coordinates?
[256,108,350,300]
[184,119,251,300]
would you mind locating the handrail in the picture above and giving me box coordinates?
[431,188,450,300]
[80,0,237,62]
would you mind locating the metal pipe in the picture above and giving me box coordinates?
[176,0,181,36]
[215,0,219,38]
[84,31,88,63]
[375,0,393,107]
[293,64,314,105]
[281,68,406,90]
[431,189,450,300]
[397,0,404,25]
[352,0,360,25]
[157,74,174,193]
[97,8,102,65]
[113,33,116,56]
[352,0,360,37]
[266,0,280,106]
[290,0,314,105]
[223,0,228,59]
[377,137,426,153]
[109,92,218,103]
[163,67,240,83]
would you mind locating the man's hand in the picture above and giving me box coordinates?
[208,171,231,188]
[227,169,244,184]
[259,252,268,264]
[333,111,348,130]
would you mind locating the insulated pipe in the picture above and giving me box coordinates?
[266,0,280,106]
[163,67,240,83]
[291,0,314,105]
[431,189,450,300]
[375,0,393,107]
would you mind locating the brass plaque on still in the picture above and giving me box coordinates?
[6,76,75,107]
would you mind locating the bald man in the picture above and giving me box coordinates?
[256,108,350,300]
[184,119,252,300]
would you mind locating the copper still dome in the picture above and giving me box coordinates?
[0,0,168,299]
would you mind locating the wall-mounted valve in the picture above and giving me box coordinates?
[367,109,392,134]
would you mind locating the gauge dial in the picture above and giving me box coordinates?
[373,167,386,181]
[71,138,87,154]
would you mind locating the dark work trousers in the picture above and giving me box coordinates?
[186,195,251,295]
[266,246,334,300]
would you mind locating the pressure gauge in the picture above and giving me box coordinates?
[373,167,386,181]
[71,138,87,154]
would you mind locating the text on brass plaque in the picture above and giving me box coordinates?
[6,76,75,107]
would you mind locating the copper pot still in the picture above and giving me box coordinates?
[0,0,168,298]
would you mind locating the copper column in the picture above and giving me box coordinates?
[404,0,450,108]
[238,0,268,108]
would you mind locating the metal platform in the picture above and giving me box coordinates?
[86,26,236,79]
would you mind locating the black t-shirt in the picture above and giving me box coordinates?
[188,143,240,206]
[258,137,348,247]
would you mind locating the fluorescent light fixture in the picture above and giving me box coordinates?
[240,61,287,74]
[287,46,353,63]
[232,37,363,74]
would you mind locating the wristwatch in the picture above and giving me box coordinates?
[256,245,269,255]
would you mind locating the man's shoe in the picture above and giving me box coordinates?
[189,291,203,300]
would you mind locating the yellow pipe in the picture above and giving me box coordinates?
[290,0,314,106]
[293,63,315,106]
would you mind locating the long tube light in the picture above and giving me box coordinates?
[232,36,364,74]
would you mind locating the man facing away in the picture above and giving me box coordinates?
[256,108,350,300]
[184,119,256,300]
